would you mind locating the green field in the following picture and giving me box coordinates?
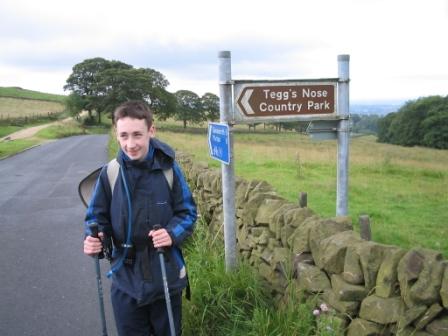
[0,87,66,121]
[152,122,448,256]
[0,97,65,119]
[0,86,66,103]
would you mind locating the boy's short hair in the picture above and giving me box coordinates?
[113,100,153,128]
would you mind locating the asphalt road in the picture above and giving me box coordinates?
[0,135,118,336]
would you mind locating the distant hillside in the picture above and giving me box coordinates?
[0,87,67,104]
[351,103,403,116]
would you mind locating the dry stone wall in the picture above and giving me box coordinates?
[177,153,448,336]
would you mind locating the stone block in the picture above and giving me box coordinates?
[280,224,296,247]
[376,247,407,298]
[441,266,448,308]
[426,315,448,336]
[396,305,427,331]
[414,303,443,330]
[283,207,315,228]
[399,249,445,307]
[235,180,250,209]
[322,289,360,316]
[241,191,283,227]
[331,274,368,302]
[313,230,362,275]
[309,216,354,268]
[411,251,445,307]
[292,252,314,278]
[269,203,300,239]
[343,243,365,285]
[347,318,388,336]
[255,198,289,226]
[396,327,433,336]
[258,262,273,281]
[268,238,281,250]
[359,295,405,324]
[272,247,291,276]
[295,263,331,293]
[288,216,320,254]
[256,230,272,246]
[250,227,267,238]
[358,242,394,292]
[260,249,274,265]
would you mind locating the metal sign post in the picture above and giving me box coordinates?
[336,55,350,216]
[218,51,237,271]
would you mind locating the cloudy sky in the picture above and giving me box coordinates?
[0,0,447,103]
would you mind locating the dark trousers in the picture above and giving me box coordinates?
[111,285,182,336]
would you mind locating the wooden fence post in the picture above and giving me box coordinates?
[299,192,307,208]
[359,215,372,241]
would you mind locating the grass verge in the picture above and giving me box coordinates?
[0,139,39,159]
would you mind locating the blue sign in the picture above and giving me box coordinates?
[208,122,230,165]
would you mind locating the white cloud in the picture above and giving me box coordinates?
[0,0,446,102]
[0,63,71,94]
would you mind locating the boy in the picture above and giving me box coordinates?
[84,100,197,335]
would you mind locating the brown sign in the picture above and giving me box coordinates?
[235,83,336,118]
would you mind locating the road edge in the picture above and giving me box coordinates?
[0,144,42,161]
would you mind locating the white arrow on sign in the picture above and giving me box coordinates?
[240,88,255,115]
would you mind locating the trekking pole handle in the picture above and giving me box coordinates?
[153,224,165,254]
[89,222,99,238]
[88,222,105,259]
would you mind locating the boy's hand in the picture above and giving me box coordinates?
[149,228,172,248]
[83,232,104,256]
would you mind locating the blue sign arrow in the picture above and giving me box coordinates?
[208,122,230,165]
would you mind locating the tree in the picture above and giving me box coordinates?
[64,58,175,123]
[141,68,176,120]
[64,58,131,122]
[93,67,155,117]
[377,95,448,149]
[201,92,220,121]
[377,112,397,143]
[421,111,448,149]
[174,90,204,128]
[65,92,88,119]
[421,96,448,149]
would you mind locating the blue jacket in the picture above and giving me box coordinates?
[85,138,197,305]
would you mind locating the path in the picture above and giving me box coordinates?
[0,117,73,141]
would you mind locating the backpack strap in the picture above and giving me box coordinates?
[107,159,120,194]
[163,165,174,190]
[106,158,173,194]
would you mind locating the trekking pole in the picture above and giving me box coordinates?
[153,225,176,336]
[88,222,108,336]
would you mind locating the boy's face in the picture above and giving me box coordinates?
[115,117,155,161]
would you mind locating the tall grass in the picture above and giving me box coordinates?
[182,220,341,335]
